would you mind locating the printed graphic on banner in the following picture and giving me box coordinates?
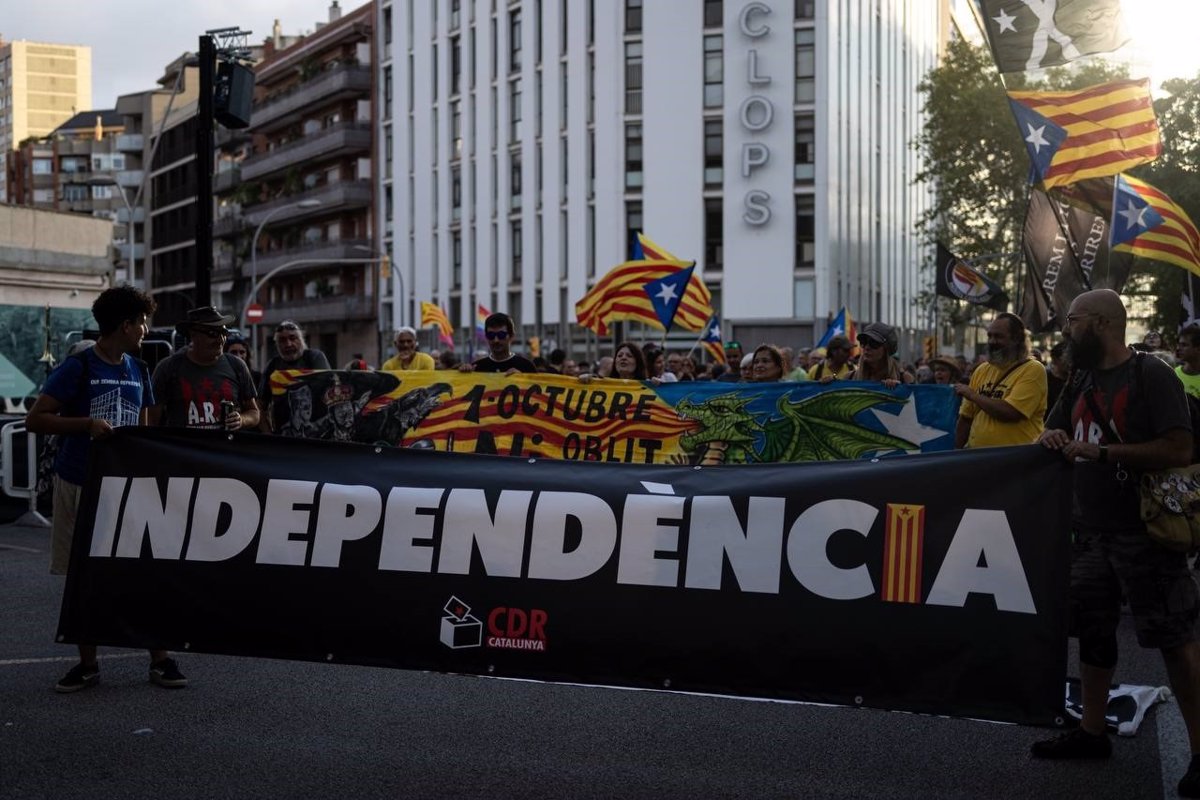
[60,429,1073,726]
[266,370,960,464]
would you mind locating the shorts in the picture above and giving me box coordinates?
[1069,526,1199,650]
[50,475,82,576]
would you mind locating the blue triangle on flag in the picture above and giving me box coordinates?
[815,308,847,349]
[644,266,694,330]
[1009,99,1067,184]
[1111,175,1166,247]
[702,314,722,343]
[631,234,646,261]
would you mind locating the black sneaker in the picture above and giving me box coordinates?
[148,657,188,689]
[55,662,100,693]
[1180,755,1200,798]
[1031,727,1112,759]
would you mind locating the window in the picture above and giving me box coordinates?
[63,184,88,202]
[510,150,522,210]
[703,36,723,108]
[560,209,569,278]
[796,196,815,265]
[450,36,462,95]
[452,231,463,287]
[451,100,462,158]
[704,0,722,27]
[511,221,523,280]
[560,0,569,55]
[536,0,543,63]
[794,114,814,181]
[450,0,461,30]
[704,119,722,187]
[560,66,569,129]
[383,6,392,45]
[561,135,569,191]
[509,8,522,73]
[535,214,544,279]
[510,80,522,142]
[588,51,595,124]
[587,129,595,198]
[624,124,643,190]
[705,199,723,270]
[795,29,815,103]
[432,44,438,97]
[795,0,815,19]
[535,71,543,136]
[491,17,497,79]
[625,201,642,260]
[91,184,113,199]
[383,66,393,120]
[385,126,393,179]
[469,26,476,89]
[624,43,642,114]
[625,0,642,33]
[451,165,462,220]
[32,158,52,175]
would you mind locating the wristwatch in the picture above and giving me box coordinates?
[1098,445,1109,463]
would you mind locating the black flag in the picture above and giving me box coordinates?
[979,0,1129,74]
[935,243,1009,311]
[1183,271,1200,331]
[1019,176,1132,332]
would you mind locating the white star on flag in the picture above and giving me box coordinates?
[655,280,680,303]
[1117,199,1150,232]
[992,8,1017,34]
[709,322,721,338]
[870,400,947,450]
[1024,123,1050,153]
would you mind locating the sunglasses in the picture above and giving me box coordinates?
[192,326,228,339]
[485,330,511,341]
[858,338,884,349]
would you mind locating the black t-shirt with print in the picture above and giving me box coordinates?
[1047,352,1191,530]
[472,354,537,373]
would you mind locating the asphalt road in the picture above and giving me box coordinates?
[0,519,1191,799]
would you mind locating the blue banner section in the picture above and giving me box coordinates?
[652,381,961,464]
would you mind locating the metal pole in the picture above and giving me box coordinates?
[195,34,216,308]
[250,205,297,367]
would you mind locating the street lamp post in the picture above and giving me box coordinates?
[353,243,402,364]
[248,198,321,363]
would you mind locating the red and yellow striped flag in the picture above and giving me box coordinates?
[575,259,714,336]
[881,503,925,604]
[420,301,455,346]
[1113,175,1200,276]
[1007,78,1161,190]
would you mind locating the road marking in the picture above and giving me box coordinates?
[0,653,144,667]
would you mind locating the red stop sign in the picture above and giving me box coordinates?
[245,303,265,323]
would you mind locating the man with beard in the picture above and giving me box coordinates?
[954,312,1046,448]
[460,312,536,375]
[258,320,330,433]
[1032,290,1200,797]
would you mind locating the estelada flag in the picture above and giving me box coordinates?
[576,255,714,336]
[935,243,1009,311]
[1110,174,1200,277]
[420,301,455,347]
[701,315,725,364]
[1007,78,1161,190]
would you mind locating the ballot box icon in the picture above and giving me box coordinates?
[441,596,483,649]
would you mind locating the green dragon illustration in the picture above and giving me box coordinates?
[677,389,918,464]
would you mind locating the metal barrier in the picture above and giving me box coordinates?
[1,419,49,527]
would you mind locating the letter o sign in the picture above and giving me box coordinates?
[739,95,773,132]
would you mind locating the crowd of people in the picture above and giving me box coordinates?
[23,284,1200,797]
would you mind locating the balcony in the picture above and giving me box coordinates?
[116,243,145,262]
[250,63,372,133]
[54,138,94,156]
[240,122,371,182]
[116,206,146,224]
[116,169,144,189]
[116,134,144,152]
[214,166,241,193]
[213,214,245,239]
[242,180,372,229]
[250,238,373,280]
[259,294,376,326]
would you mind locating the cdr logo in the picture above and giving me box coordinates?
[438,596,549,652]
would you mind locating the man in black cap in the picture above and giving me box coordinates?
[148,306,259,431]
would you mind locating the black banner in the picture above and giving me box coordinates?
[61,429,1071,725]
[1020,177,1132,332]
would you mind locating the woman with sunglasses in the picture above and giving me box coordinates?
[850,322,913,389]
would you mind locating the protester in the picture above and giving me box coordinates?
[25,285,187,693]
[717,342,744,382]
[1032,290,1200,798]
[1144,330,1164,350]
[738,353,754,381]
[561,358,581,377]
[461,312,536,374]
[1176,325,1200,399]
[344,357,372,370]
[547,348,567,374]
[149,306,260,432]
[643,344,677,382]
[440,350,462,370]
[748,344,787,382]
[612,342,648,380]
[595,356,614,378]
[928,354,962,386]
[1046,341,1070,415]
[850,324,912,387]
[954,313,1046,449]
[223,333,262,386]
[381,327,435,371]
[809,336,854,382]
[258,320,331,434]
[677,355,698,381]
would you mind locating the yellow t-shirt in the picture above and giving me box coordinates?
[380,351,436,371]
[1176,365,1200,399]
[960,359,1047,448]
[807,361,853,381]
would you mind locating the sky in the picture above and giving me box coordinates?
[3,0,1199,112]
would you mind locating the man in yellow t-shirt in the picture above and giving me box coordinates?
[380,327,435,371]
[1175,325,1200,398]
[955,313,1046,448]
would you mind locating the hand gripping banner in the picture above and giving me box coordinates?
[264,370,961,464]
[61,429,1070,725]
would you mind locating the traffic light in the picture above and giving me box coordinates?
[379,255,391,280]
